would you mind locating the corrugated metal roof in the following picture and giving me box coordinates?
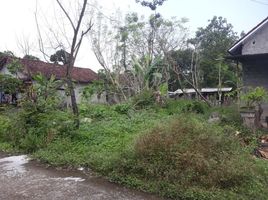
[169,88,232,95]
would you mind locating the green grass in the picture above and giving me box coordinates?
[34,107,167,170]
[0,142,14,153]
[110,114,268,199]
[1,101,268,199]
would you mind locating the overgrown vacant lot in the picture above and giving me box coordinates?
[1,101,268,200]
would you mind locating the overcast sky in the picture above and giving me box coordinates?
[0,0,267,72]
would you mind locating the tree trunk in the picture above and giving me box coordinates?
[172,65,212,107]
[66,77,79,128]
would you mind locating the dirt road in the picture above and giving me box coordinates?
[0,154,164,200]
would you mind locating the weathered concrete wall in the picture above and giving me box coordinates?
[0,65,91,105]
[242,60,268,89]
[58,84,89,106]
[0,66,10,75]
[0,65,28,80]
[242,59,268,122]
[242,23,268,55]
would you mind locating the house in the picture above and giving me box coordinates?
[0,56,98,105]
[228,17,268,119]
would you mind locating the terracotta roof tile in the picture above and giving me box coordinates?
[0,56,97,83]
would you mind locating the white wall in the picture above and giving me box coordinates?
[0,65,92,105]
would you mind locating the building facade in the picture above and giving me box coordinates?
[228,17,268,122]
[0,56,98,105]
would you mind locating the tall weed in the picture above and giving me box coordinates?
[114,114,267,199]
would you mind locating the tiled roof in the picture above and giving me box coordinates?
[0,56,97,83]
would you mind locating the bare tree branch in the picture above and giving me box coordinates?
[74,21,94,60]
[55,0,93,128]
[16,34,31,56]
[56,0,76,31]
[35,2,50,62]
[172,65,212,107]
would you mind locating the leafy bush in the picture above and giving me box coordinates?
[241,86,268,108]
[210,106,260,145]
[2,95,268,200]
[114,103,132,115]
[0,142,13,152]
[0,74,75,153]
[34,138,90,166]
[80,104,118,120]
[81,80,105,101]
[4,109,75,153]
[210,106,242,127]
[0,115,11,142]
[164,99,209,115]
[164,99,188,115]
[182,101,209,114]
[33,108,166,174]
[132,90,155,109]
[113,115,268,199]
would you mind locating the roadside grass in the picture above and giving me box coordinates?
[110,114,268,199]
[34,106,167,171]
[1,101,268,199]
[0,142,14,153]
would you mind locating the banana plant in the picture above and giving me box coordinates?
[33,73,63,101]
[132,55,163,92]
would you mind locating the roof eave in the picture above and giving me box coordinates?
[228,16,268,54]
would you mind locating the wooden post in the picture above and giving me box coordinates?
[236,61,241,108]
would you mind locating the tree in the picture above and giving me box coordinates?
[135,0,167,10]
[191,16,238,88]
[17,34,36,58]
[91,10,188,100]
[36,0,93,128]
[56,0,93,128]
[50,49,70,65]
[0,58,23,104]
[6,58,23,78]
[0,51,15,58]
[124,13,188,93]
[168,48,194,91]
[32,74,63,104]
[0,74,22,96]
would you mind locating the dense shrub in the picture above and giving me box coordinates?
[0,115,11,142]
[114,103,132,115]
[132,90,155,109]
[2,96,268,200]
[210,106,259,145]
[113,115,267,199]
[182,100,209,114]
[164,99,188,114]
[164,99,209,115]
[0,74,77,152]
[211,106,242,127]
[80,104,118,120]
[34,108,166,171]
[4,109,75,153]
